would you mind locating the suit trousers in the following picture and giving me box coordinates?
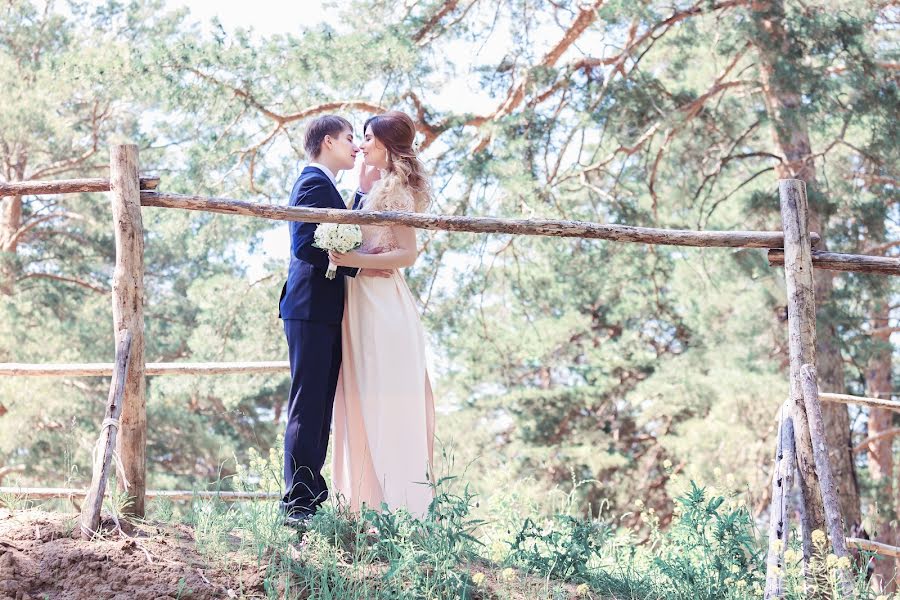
[281,319,342,517]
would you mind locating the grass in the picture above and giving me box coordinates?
[132,448,893,600]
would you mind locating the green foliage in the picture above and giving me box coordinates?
[649,482,761,600]
[508,514,611,582]
[117,472,887,599]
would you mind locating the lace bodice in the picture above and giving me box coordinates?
[358,173,418,253]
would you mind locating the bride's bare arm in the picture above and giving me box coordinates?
[328,226,417,270]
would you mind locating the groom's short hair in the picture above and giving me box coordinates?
[304,115,353,159]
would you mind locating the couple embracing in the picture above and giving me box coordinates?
[278,111,435,525]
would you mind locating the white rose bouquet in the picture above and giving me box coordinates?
[312,223,363,279]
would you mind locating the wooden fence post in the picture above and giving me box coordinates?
[800,364,852,595]
[765,400,796,599]
[79,330,132,538]
[778,179,827,561]
[109,145,146,517]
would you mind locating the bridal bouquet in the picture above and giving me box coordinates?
[313,222,363,279]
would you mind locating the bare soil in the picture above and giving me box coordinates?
[0,509,265,600]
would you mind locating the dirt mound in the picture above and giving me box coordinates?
[0,509,265,600]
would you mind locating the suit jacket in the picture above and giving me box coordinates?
[279,166,361,323]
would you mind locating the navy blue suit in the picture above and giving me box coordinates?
[278,166,363,517]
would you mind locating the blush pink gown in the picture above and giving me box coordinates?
[331,178,435,518]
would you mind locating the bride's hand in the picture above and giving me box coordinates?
[358,160,381,193]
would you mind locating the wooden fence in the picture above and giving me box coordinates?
[1,145,898,594]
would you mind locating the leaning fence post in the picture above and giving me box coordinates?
[79,330,132,538]
[778,179,827,563]
[109,144,146,517]
[800,364,852,596]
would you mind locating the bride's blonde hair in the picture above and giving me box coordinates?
[364,111,432,212]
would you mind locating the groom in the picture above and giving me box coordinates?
[278,115,381,523]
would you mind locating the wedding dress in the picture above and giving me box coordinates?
[331,174,435,518]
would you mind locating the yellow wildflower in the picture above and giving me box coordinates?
[635,499,645,509]
[770,539,783,552]
[784,549,801,564]
[729,564,740,574]
[472,572,485,586]
[501,568,516,581]
[736,580,747,588]
[811,530,826,545]
[575,583,590,597]
[826,554,838,569]
[836,556,851,570]
[663,459,673,469]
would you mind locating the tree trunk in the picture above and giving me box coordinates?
[751,0,861,530]
[866,297,896,592]
[0,194,22,295]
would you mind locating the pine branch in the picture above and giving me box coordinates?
[18,272,107,295]
[7,211,84,249]
[413,0,461,44]
[853,428,900,454]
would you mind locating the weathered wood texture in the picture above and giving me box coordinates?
[141,191,822,249]
[819,392,900,413]
[800,364,851,596]
[0,361,290,377]
[779,179,826,560]
[0,487,278,501]
[768,249,900,276]
[848,537,900,559]
[765,402,796,600]
[110,145,147,517]
[0,176,159,196]
[79,331,132,539]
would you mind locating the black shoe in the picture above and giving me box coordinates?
[283,513,312,530]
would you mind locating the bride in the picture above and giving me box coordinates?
[326,110,436,517]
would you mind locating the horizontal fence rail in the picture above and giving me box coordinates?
[847,537,900,559]
[819,392,900,413]
[768,249,900,276]
[0,487,278,502]
[141,191,820,249]
[0,361,289,377]
[0,176,159,196]
[3,361,895,410]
